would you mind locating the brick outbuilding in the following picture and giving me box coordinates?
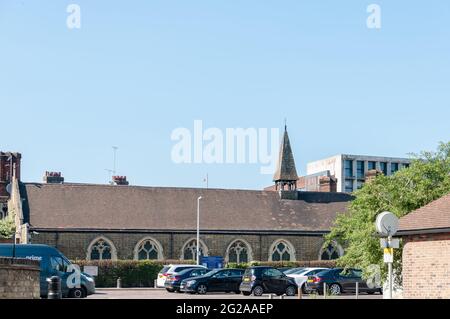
[398,193,450,299]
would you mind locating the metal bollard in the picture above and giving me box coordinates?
[298,287,303,299]
[269,294,273,299]
[280,295,284,300]
[323,282,327,299]
[117,277,122,289]
[154,279,158,288]
[356,282,359,299]
[47,276,62,299]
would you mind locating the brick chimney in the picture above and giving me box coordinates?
[0,152,21,203]
[43,171,64,184]
[319,176,337,192]
[365,169,382,183]
[112,176,129,186]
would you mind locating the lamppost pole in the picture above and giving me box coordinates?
[388,236,393,299]
[196,196,202,265]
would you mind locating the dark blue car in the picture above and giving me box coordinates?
[180,268,245,294]
[164,267,211,292]
[305,268,382,295]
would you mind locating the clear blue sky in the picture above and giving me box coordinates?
[1,1,449,190]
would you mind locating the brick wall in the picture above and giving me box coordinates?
[0,258,40,299]
[32,231,327,262]
[402,232,450,299]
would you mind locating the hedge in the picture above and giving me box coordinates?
[73,260,195,288]
[72,259,337,288]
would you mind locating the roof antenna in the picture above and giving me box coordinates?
[112,146,118,176]
[284,118,287,131]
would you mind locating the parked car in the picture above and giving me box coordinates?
[0,244,95,298]
[286,267,328,293]
[180,268,245,294]
[239,266,298,297]
[305,268,382,295]
[277,267,293,273]
[165,267,211,292]
[156,264,206,288]
[283,267,305,275]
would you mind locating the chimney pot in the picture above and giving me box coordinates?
[43,171,64,184]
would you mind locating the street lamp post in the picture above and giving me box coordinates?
[196,196,202,265]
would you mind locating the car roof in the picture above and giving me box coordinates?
[177,267,209,274]
[166,264,203,267]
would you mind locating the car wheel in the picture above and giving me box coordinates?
[286,286,296,297]
[367,291,375,295]
[252,286,264,297]
[69,287,86,299]
[242,292,251,296]
[166,288,175,293]
[328,283,342,295]
[301,284,307,294]
[197,284,208,295]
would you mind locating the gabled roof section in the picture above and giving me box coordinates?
[20,183,351,233]
[398,193,450,234]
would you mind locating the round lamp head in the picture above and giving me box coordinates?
[375,211,399,237]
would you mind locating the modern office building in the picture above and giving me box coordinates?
[304,154,412,193]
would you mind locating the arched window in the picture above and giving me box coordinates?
[269,239,295,262]
[134,237,164,260]
[87,237,117,261]
[319,241,344,260]
[181,239,208,261]
[226,240,252,264]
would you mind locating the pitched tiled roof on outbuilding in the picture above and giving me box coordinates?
[398,193,450,234]
[20,183,352,233]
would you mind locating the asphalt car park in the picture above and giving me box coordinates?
[86,265,382,300]
[87,288,383,299]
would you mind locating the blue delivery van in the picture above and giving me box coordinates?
[0,244,95,298]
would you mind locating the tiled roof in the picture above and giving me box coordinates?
[20,183,352,233]
[398,193,450,233]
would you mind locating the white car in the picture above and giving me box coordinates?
[287,267,328,293]
[156,264,206,288]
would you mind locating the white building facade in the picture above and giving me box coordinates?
[306,154,411,193]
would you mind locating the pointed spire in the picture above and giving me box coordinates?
[273,124,298,191]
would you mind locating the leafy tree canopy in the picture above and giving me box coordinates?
[327,141,450,281]
[0,213,15,239]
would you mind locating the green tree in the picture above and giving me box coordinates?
[0,213,15,239]
[327,142,450,282]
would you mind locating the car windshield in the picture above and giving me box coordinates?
[204,269,221,277]
[314,269,336,277]
[243,268,253,277]
[159,266,170,274]
[178,268,206,276]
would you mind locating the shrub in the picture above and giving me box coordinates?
[0,214,15,239]
[73,259,195,288]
